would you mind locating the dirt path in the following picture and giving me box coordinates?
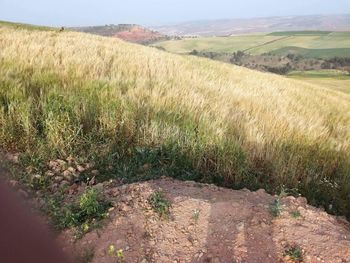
[242,35,293,53]
[60,177,350,263]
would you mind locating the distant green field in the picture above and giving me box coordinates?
[268,47,350,58]
[154,35,281,53]
[268,31,333,36]
[155,31,350,58]
[287,70,350,94]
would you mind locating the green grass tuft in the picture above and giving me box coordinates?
[284,245,303,262]
[148,191,171,219]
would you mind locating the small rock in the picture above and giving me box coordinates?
[48,160,58,168]
[67,167,76,173]
[32,174,42,180]
[76,165,85,173]
[56,159,67,166]
[118,203,130,212]
[62,170,72,181]
[45,171,55,177]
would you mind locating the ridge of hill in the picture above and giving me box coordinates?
[71,24,168,44]
[153,14,350,36]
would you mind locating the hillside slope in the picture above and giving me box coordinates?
[0,25,350,218]
[71,24,167,44]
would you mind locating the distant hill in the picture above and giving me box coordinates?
[71,24,168,44]
[153,14,350,36]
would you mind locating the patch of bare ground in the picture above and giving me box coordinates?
[57,177,350,263]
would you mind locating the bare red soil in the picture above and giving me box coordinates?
[114,26,164,43]
[61,178,350,263]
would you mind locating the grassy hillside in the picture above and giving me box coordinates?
[0,20,55,31]
[1,25,350,217]
[154,31,350,58]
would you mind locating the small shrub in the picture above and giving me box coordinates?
[44,188,110,232]
[284,245,303,262]
[270,198,283,217]
[67,188,110,227]
[148,191,171,219]
[290,210,302,218]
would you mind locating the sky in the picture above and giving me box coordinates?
[0,0,349,27]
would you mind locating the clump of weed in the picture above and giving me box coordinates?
[290,210,302,218]
[148,191,171,219]
[192,208,200,223]
[44,188,111,235]
[284,245,303,262]
[270,198,283,217]
[108,245,124,262]
[270,187,288,217]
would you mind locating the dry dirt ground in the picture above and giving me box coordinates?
[58,177,350,263]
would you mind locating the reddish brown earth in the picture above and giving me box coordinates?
[114,26,164,44]
[60,178,350,263]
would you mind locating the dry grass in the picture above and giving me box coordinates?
[1,25,350,216]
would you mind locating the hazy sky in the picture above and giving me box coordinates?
[1,0,349,26]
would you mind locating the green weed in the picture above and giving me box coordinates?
[148,191,171,219]
[290,210,302,219]
[270,198,283,217]
[284,245,303,262]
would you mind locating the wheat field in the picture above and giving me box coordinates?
[1,25,350,216]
